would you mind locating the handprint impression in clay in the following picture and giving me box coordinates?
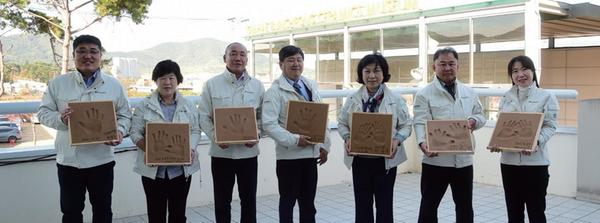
[77,107,110,138]
[167,134,188,161]
[152,130,179,157]
[291,107,317,135]
[496,119,534,139]
[222,113,249,138]
[353,121,387,153]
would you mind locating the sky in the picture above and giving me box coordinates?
[81,0,376,52]
[8,0,600,52]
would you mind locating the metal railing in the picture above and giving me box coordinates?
[0,87,578,160]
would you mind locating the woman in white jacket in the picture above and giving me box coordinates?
[489,55,559,223]
[337,54,412,223]
[129,60,201,223]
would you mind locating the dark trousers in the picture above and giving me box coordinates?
[276,158,318,223]
[141,175,192,223]
[57,161,115,223]
[501,164,549,223]
[211,157,258,223]
[352,157,397,223]
[418,163,473,223]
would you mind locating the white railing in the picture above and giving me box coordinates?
[0,87,578,161]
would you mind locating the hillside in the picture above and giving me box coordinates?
[0,34,262,76]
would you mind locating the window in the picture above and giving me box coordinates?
[383,25,420,85]
[350,30,381,83]
[294,37,318,80]
[427,19,470,83]
[318,34,344,83]
[473,13,524,85]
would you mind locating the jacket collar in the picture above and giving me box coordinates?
[222,69,250,84]
[275,74,313,93]
[507,83,539,100]
[433,75,462,100]
[146,90,186,118]
[72,69,104,88]
[351,85,395,105]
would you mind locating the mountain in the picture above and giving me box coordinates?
[108,38,229,75]
[0,34,55,64]
[0,34,233,76]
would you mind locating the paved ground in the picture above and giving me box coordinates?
[112,173,600,223]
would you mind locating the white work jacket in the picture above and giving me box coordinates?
[337,84,412,170]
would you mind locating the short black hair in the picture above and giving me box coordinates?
[433,47,458,61]
[356,54,391,84]
[278,45,304,62]
[507,55,539,87]
[152,60,183,84]
[73,35,102,51]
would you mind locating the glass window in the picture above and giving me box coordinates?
[252,40,289,83]
[252,43,272,83]
[473,13,524,85]
[383,25,420,86]
[271,40,290,79]
[427,20,470,83]
[294,37,317,80]
[351,30,381,84]
[318,34,344,83]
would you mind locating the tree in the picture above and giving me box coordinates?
[1,0,42,96]
[0,0,152,75]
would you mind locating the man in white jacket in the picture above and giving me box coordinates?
[38,35,131,223]
[198,42,265,223]
[262,45,330,223]
[413,47,486,223]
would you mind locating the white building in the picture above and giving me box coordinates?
[111,57,140,79]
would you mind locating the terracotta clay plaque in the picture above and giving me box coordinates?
[145,123,191,165]
[285,100,329,144]
[426,120,473,153]
[349,112,393,157]
[214,107,259,144]
[488,112,544,152]
[68,101,118,146]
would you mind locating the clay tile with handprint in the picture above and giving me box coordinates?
[488,112,544,152]
[426,120,473,153]
[68,101,118,146]
[349,112,393,157]
[214,107,259,144]
[145,123,191,165]
[286,100,329,144]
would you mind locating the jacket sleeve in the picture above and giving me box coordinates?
[337,97,352,142]
[538,93,559,145]
[394,97,412,143]
[255,82,266,137]
[261,90,299,147]
[189,104,202,152]
[115,86,132,136]
[38,80,69,131]
[412,92,431,145]
[198,81,216,142]
[468,91,486,130]
[129,102,146,146]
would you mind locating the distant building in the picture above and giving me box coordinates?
[8,80,47,95]
[111,57,140,79]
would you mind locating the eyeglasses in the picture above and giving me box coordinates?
[75,49,100,56]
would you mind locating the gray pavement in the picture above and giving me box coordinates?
[112,173,600,223]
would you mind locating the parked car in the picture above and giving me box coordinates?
[0,121,20,131]
[0,126,22,143]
